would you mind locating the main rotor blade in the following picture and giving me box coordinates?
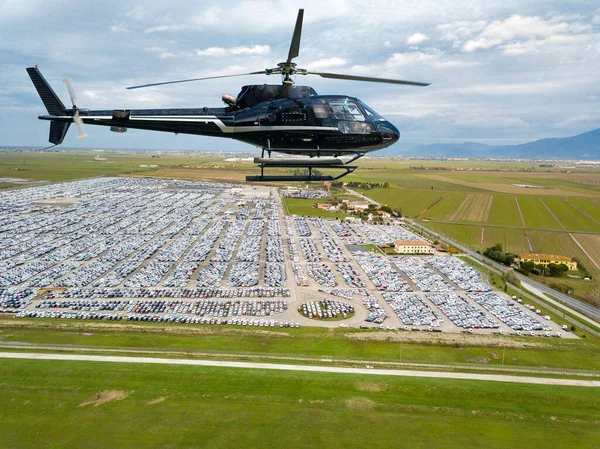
[126,71,266,90]
[306,71,430,86]
[286,9,304,63]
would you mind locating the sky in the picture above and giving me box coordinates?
[1,0,599,153]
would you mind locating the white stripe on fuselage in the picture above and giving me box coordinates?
[48,115,339,134]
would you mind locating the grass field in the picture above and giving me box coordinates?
[1,358,598,449]
[421,192,467,220]
[283,197,346,218]
[357,187,446,217]
[3,317,598,371]
[517,196,564,230]
[569,197,600,223]
[487,195,524,226]
[0,152,197,181]
[543,197,600,232]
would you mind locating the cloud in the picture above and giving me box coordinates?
[110,22,130,33]
[3,1,600,150]
[307,57,349,70]
[461,15,592,53]
[126,5,149,21]
[387,51,436,67]
[196,45,270,57]
[407,33,429,45]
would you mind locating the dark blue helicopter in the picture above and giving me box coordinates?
[27,9,429,182]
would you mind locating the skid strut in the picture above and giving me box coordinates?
[246,152,363,182]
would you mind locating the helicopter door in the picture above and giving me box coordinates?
[278,99,315,148]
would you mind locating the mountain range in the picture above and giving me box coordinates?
[402,128,600,160]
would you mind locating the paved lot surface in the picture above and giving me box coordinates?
[0,177,577,338]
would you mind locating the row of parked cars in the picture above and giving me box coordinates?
[426,257,490,292]
[469,292,551,332]
[426,293,499,329]
[353,252,412,292]
[391,257,453,292]
[383,292,443,327]
[36,298,288,316]
[16,309,300,327]
[45,287,291,299]
[307,262,337,287]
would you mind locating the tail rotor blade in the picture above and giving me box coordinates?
[63,78,77,106]
[73,110,87,139]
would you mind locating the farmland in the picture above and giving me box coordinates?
[344,161,600,302]
[1,358,598,449]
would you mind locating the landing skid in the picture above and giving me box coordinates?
[246,151,364,182]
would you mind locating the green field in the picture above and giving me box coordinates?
[0,358,598,449]
[543,197,600,232]
[283,197,346,218]
[517,196,564,230]
[421,192,467,220]
[3,318,598,371]
[357,187,446,217]
[569,197,600,223]
[487,195,524,226]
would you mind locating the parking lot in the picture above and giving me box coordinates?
[0,178,572,337]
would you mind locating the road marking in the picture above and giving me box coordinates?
[0,352,597,387]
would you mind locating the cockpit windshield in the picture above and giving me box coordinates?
[359,101,385,121]
[328,100,365,121]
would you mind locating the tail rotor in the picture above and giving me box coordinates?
[63,78,87,139]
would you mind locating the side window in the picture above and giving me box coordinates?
[313,104,328,119]
[328,100,365,121]
[338,121,372,134]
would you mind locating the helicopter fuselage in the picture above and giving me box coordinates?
[39,93,400,157]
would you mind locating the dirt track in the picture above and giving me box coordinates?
[1,351,597,387]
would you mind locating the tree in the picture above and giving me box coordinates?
[548,263,569,277]
[503,269,517,285]
[520,261,535,273]
[383,182,390,188]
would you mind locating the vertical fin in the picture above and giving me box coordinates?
[26,67,67,115]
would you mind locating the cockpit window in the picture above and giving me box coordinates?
[360,101,385,121]
[328,100,365,121]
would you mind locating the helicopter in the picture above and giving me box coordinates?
[27,9,429,182]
